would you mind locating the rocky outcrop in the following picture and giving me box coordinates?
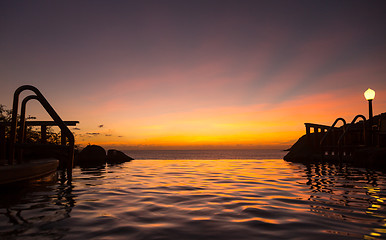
[76,145,106,166]
[75,145,134,166]
[283,134,321,163]
[106,149,134,164]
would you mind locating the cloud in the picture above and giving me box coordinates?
[86,132,100,136]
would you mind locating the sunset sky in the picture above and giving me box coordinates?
[1,1,385,150]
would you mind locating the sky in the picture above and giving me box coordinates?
[1,0,385,150]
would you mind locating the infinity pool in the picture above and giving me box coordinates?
[1,159,385,239]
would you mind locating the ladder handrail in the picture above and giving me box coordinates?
[9,85,75,180]
[16,95,40,164]
[320,117,346,147]
[337,115,366,147]
[18,95,76,145]
[19,95,39,144]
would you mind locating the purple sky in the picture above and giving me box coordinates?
[1,1,385,149]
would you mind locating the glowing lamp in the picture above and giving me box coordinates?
[364,88,375,101]
[364,88,375,145]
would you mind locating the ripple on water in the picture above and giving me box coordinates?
[1,159,386,239]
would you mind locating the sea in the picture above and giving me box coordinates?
[1,149,386,240]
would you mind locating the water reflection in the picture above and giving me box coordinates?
[80,164,106,176]
[79,162,128,176]
[304,162,386,239]
[1,160,386,239]
[0,173,75,239]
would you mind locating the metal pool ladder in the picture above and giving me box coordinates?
[5,85,77,181]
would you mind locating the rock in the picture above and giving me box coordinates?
[283,134,319,163]
[77,145,106,166]
[106,149,133,164]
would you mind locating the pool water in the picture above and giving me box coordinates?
[1,159,386,239]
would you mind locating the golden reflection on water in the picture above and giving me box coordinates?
[304,163,386,239]
[364,186,386,239]
[2,159,386,239]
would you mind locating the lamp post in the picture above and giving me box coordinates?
[364,88,375,145]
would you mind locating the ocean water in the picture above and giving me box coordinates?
[1,150,386,239]
[124,149,287,160]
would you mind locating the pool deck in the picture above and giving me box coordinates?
[0,158,59,185]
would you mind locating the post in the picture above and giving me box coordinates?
[0,125,5,162]
[314,127,319,149]
[41,125,47,144]
[369,100,373,123]
[67,144,74,182]
[368,99,373,146]
[305,124,310,143]
[61,132,66,146]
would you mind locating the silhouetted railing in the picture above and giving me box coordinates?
[337,115,366,158]
[305,123,331,149]
[306,115,367,160]
[7,85,77,180]
[0,121,78,160]
[320,118,346,157]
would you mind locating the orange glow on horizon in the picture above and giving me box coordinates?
[73,89,386,150]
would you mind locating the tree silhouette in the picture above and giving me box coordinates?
[0,104,61,144]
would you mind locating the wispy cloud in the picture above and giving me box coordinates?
[86,132,100,136]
